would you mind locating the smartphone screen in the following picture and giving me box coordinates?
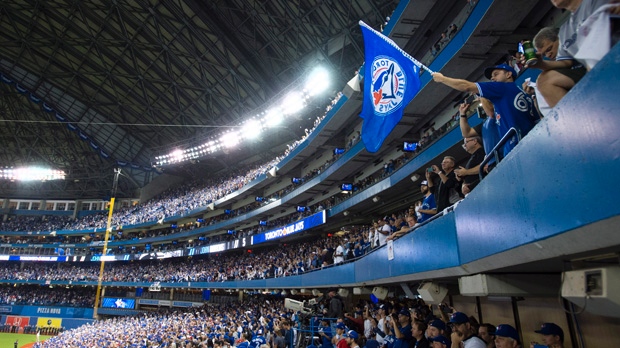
[518,42,525,54]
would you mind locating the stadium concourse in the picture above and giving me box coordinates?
[2,0,620,347]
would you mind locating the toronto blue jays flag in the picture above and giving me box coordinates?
[359,21,422,153]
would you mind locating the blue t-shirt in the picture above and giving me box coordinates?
[383,334,396,348]
[418,194,437,224]
[481,116,501,164]
[393,324,412,348]
[250,336,267,348]
[319,325,333,348]
[476,82,539,156]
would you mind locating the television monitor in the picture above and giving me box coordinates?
[296,206,306,213]
[255,196,264,202]
[341,183,353,191]
[227,229,235,235]
[102,297,136,309]
[333,147,345,155]
[224,209,232,215]
[259,220,267,226]
[291,177,302,184]
[403,141,419,152]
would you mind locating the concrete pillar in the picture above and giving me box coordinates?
[73,200,81,219]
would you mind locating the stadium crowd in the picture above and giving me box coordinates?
[0,285,93,307]
[0,221,386,284]
[19,292,568,348]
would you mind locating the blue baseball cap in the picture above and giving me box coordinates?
[430,335,450,346]
[429,319,446,331]
[535,323,563,341]
[344,330,359,339]
[495,324,519,343]
[336,323,346,330]
[449,312,469,324]
[398,309,411,317]
[484,64,517,80]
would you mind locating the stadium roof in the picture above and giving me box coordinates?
[0,0,398,199]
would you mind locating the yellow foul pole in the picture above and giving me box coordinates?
[93,169,121,319]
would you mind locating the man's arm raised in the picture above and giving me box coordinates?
[432,72,478,93]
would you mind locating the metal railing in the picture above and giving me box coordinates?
[479,127,520,180]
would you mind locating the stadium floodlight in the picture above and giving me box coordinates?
[265,108,283,127]
[305,66,330,96]
[171,149,184,162]
[242,120,262,139]
[220,132,239,148]
[1,167,66,181]
[281,91,305,115]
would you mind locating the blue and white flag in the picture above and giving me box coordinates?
[359,21,422,153]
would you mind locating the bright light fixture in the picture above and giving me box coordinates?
[1,167,66,181]
[265,108,283,127]
[171,149,184,162]
[242,120,262,139]
[281,91,305,115]
[220,132,239,148]
[305,67,330,96]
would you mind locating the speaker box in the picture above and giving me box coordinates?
[338,288,350,298]
[417,282,448,304]
[372,286,389,300]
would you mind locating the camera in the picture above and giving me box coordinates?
[427,167,434,173]
[439,303,451,314]
[464,94,476,105]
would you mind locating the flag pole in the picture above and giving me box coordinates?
[359,21,435,74]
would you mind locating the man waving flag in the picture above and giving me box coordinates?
[359,21,430,153]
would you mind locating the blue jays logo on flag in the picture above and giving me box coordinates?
[359,22,421,153]
[371,56,407,114]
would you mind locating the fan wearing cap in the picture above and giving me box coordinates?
[333,322,348,347]
[327,288,344,319]
[531,322,564,348]
[430,335,451,348]
[417,178,437,224]
[449,312,486,348]
[494,324,520,348]
[344,330,361,348]
[427,319,447,339]
[432,65,540,158]
[390,309,414,348]
[249,329,266,348]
